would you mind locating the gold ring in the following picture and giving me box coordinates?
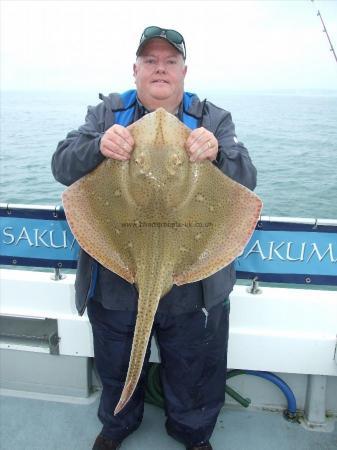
[207,140,212,149]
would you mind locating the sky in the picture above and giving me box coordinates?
[1,0,337,93]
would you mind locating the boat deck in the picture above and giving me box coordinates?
[1,392,336,450]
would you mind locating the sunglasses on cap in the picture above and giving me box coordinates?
[137,26,186,59]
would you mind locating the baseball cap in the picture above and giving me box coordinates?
[136,26,186,60]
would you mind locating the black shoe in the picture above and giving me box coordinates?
[92,434,121,450]
[186,443,213,450]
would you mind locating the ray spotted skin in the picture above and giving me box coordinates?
[62,109,262,415]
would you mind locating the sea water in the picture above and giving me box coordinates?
[1,90,336,220]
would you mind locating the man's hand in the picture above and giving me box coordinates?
[100,124,134,160]
[185,127,218,162]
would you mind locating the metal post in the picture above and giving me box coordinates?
[303,375,334,432]
[51,267,66,281]
[246,277,262,295]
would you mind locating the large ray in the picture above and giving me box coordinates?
[62,108,262,415]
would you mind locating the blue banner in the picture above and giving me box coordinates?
[236,229,337,285]
[0,206,336,285]
[0,209,79,268]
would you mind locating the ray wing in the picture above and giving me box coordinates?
[62,159,137,283]
[172,162,262,284]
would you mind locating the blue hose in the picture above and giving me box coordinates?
[146,364,298,421]
[245,370,297,416]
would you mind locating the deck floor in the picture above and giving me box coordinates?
[0,393,336,450]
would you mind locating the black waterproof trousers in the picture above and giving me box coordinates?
[87,299,230,447]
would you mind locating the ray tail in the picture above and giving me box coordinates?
[113,289,162,416]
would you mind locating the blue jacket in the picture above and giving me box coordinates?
[52,90,257,315]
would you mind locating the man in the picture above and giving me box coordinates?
[52,26,257,450]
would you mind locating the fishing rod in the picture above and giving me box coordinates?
[311,0,337,64]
